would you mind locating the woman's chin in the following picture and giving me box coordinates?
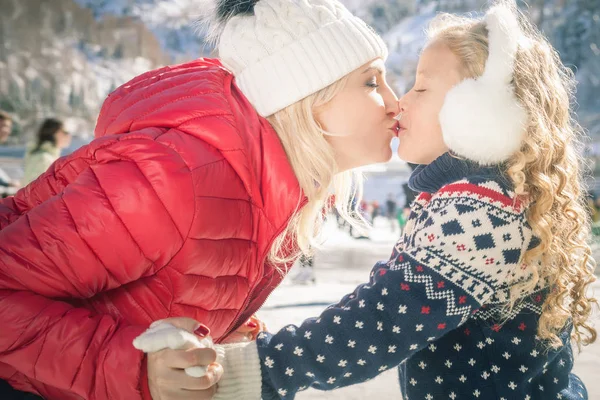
[367,148,393,166]
[382,147,393,163]
[347,147,394,171]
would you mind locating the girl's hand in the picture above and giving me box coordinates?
[135,317,223,400]
[221,315,267,344]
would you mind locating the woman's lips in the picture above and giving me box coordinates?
[390,121,400,137]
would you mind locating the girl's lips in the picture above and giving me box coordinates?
[390,121,401,137]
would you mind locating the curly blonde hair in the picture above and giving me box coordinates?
[427,2,597,348]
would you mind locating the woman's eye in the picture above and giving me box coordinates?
[366,79,379,88]
[414,89,426,93]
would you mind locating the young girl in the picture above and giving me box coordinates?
[135,2,598,399]
[0,0,399,399]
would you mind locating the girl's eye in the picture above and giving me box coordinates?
[414,89,426,93]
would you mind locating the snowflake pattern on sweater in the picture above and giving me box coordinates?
[255,155,587,400]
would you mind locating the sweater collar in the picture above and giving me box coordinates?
[408,152,504,193]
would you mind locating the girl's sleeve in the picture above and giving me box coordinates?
[214,191,531,400]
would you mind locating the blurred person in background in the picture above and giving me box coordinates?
[385,192,398,232]
[0,111,20,191]
[22,118,71,185]
[0,111,13,144]
[291,254,317,285]
[371,199,381,221]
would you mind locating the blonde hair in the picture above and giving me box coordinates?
[266,76,367,266]
[427,2,597,348]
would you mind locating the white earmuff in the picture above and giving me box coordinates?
[439,4,528,165]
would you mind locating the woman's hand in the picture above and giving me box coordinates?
[142,318,223,400]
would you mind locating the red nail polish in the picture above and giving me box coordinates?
[247,321,258,328]
[194,324,210,337]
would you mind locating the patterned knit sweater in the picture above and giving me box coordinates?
[215,153,587,400]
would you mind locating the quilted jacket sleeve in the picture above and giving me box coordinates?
[0,290,149,400]
[0,137,195,399]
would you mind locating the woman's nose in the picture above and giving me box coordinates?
[386,97,400,118]
[381,85,399,116]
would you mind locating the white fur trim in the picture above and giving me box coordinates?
[482,5,521,82]
[439,4,527,165]
[193,0,223,44]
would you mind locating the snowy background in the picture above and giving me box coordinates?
[0,1,598,398]
[0,0,598,145]
[1,0,598,202]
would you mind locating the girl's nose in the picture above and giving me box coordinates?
[396,97,407,113]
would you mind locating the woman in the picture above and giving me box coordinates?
[22,118,72,185]
[0,0,398,399]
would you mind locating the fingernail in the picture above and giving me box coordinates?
[208,363,223,381]
[247,321,258,328]
[194,324,210,337]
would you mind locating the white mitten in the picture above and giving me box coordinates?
[133,322,217,377]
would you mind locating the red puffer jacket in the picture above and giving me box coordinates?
[0,59,303,400]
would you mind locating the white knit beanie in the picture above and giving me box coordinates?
[197,0,388,117]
